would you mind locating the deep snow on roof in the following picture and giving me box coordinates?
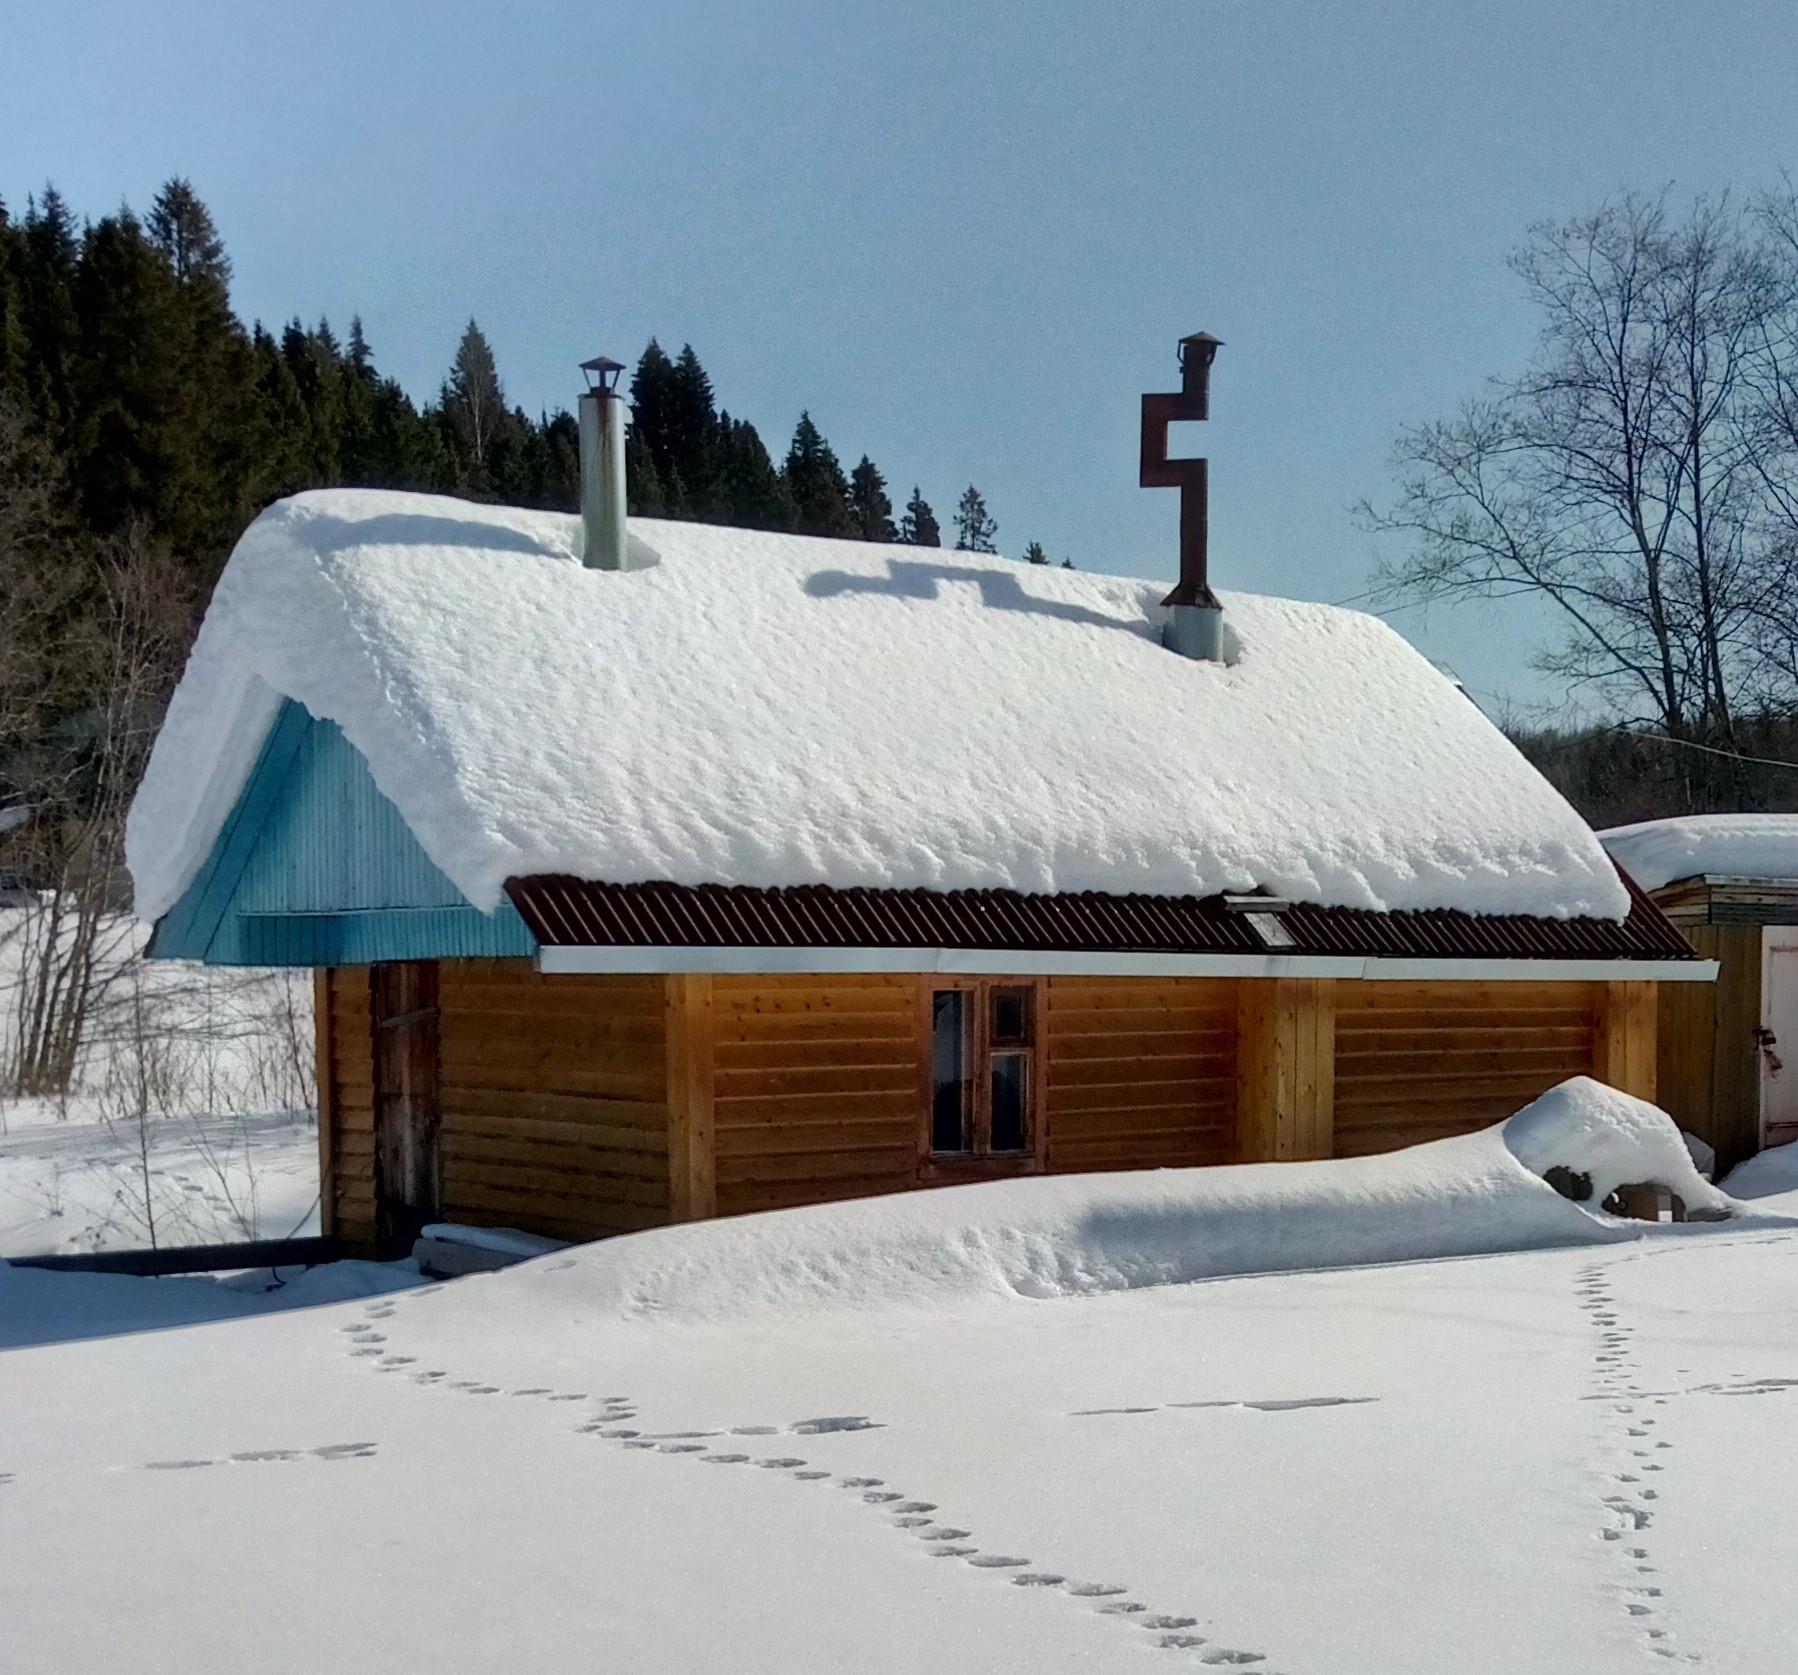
[1600,813,1798,892]
[126,489,1629,924]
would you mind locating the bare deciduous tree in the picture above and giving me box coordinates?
[1365,190,1798,750]
[0,394,192,1094]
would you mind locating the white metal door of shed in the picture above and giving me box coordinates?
[1762,928,1798,1150]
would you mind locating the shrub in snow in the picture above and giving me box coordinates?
[1501,1077,1733,1220]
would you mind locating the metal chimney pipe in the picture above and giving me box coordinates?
[578,356,628,570]
[1141,332,1225,661]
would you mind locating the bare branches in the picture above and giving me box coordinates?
[1365,190,1798,744]
[0,401,191,1093]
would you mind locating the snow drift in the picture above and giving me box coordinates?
[479,1078,1763,1325]
[1599,812,1798,891]
[1721,1139,1798,1209]
[130,488,1628,922]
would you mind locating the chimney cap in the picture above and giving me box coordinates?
[1177,331,1224,365]
[580,355,627,392]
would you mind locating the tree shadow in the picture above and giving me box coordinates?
[804,559,1152,636]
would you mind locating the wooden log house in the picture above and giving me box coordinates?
[128,346,1713,1256]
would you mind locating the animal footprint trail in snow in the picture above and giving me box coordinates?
[140,1442,378,1471]
[1575,1260,1693,1664]
[1073,1395,1377,1419]
[335,1307,1285,1670]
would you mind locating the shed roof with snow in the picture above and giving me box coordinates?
[1599,814,1798,893]
[128,489,1700,976]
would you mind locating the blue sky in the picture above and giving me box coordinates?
[6,0,1796,718]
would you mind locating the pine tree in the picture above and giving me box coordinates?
[782,411,854,537]
[953,484,997,553]
[1023,540,1048,565]
[848,455,896,541]
[898,485,940,547]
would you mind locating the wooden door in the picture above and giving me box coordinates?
[1761,930,1798,1151]
[371,960,442,1257]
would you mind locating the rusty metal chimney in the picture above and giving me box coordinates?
[578,355,628,569]
[1141,332,1224,660]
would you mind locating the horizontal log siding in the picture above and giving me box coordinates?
[1044,978,1238,1171]
[436,960,671,1240]
[713,975,920,1217]
[325,966,377,1249]
[1332,980,1598,1156]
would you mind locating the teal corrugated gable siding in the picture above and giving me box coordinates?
[149,699,537,967]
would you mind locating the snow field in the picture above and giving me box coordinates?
[5,1080,1796,1673]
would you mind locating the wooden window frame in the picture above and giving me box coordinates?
[916,976,1047,1181]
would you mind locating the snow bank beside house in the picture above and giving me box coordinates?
[484,1078,1763,1326]
[129,488,1628,923]
[1599,812,1798,891]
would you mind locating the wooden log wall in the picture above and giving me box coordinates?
[711,975,921,1218]
[433,961,670,1241]
[1332,980,1599,1157]
[318,966,377,1247]
[1237,978,1334,1163]
[1042,977,1237,1171]
[318,963,1671,1245]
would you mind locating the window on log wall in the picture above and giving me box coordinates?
[924,980,1043,1173]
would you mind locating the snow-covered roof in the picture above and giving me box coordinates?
[1599,813,1798,893]
[126,489,1630,924]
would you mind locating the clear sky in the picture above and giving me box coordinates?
[6,0,1796,718]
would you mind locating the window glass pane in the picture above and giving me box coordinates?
[991,986,1031,1045]
[990,1052,1029,1153]
[931,990,970,1153]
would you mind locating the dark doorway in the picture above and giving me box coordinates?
[370,960,442,1258]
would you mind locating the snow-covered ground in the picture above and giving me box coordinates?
[5,1081,1797,1674]
[0,1099,321,1257]
[0,909,320,1256]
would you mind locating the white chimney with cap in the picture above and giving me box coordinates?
[578,355,629,569]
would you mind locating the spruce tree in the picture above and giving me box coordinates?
[953,484,997,553]
[1023,540,1048,565]
[715,412,789,529]
[898,486,941,547]
[848,455,896,541]
[147,179,228,287]
[443,319,505,483]
[628,339,681,509]
[18,188,81,435]
[625,427,669,517]
[0,198,25,403]
[782,411,854,537]
[666,344,720,515]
